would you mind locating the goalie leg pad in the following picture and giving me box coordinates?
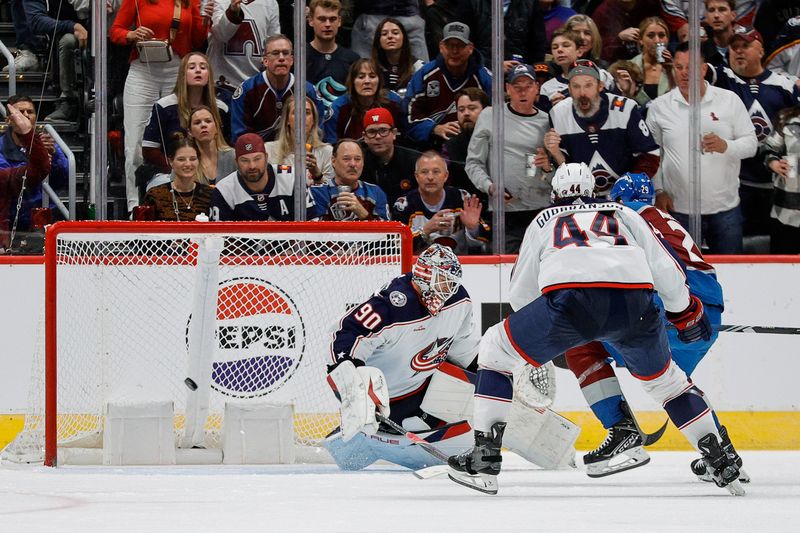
[503,401,580,470]
[327,361,390,441]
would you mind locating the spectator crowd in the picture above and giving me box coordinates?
[4,0,800,254]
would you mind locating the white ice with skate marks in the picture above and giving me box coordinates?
[2,452,799,533]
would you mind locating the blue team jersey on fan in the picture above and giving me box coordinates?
[549,93,659,196]
[210,165,295,221]
[712,65,800,184]
[307,180,390,221]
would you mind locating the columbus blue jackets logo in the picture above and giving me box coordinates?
[188,277,306,398]
[410,337,454,372]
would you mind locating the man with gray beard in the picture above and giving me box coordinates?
[545,60,660,198]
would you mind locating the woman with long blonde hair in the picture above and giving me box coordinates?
[265,96,333,185]
[141,52,230,175]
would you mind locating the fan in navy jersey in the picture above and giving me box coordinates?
[229,34,324,142]
[711,26,800,236]
[545,60,660,198]
[447,163,745,496]
[307,139,389,221]
[325,245,579,471]
[563,173,747,484]
[403,22,493,148]
[206,0,281,94]
[210,133,296,221]
[392,151,490,254]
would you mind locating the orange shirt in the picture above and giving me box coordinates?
[110,0,207,63]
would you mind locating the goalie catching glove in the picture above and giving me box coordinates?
[327,360,390,441]
[667,294,711,343]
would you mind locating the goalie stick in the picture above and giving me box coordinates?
[375,414,452,464]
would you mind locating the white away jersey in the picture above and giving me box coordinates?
[329,274,479,399]
[208,0,281,88]
[508,199,690,314]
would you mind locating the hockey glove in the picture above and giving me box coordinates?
[666,295,712,343]
[327,360,390,441]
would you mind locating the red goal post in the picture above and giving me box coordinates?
[13,221,412,466]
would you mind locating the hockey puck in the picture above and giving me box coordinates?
[184,377,198,391]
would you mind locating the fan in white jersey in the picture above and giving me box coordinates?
[207,0,281,91]
[447,163,746,496]
[325,244,579,471]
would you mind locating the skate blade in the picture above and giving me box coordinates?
[586,447,650,478]
[738,467,751,483]
[413,465,450,480]
[725,479,746,496]
[447,470,498,495]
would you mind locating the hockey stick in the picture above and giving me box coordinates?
[642,418,669,446]
[667,324,800,335]
[376,414,452,464]
[715,324,800,335]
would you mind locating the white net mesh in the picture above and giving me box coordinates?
[2,223,409,463]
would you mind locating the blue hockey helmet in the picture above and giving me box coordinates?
[610,172,655,205]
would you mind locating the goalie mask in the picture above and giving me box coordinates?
[551,162,595,202]
[412,244,462,315]
[610,172,655,205]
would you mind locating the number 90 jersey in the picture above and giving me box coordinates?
[328,274,478,399]
[509,199,691,315]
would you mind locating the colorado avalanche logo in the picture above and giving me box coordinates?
[749,105,771,142]
[410,337,454,372]
[187,277,306,398]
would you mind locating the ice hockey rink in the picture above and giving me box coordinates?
[2,451,799,533]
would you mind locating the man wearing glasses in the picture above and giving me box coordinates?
[545,59,660,198]
[360,108,419,205]
[230,34,323,142]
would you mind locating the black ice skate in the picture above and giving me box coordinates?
[584,416,650,478]
[692,427,750,488]
[447,422,505,495]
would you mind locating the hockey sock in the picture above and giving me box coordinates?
[663,385,719,450]
[473,368,513,433]
[566,342,624,428]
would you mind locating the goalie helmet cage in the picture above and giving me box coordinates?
[7,221,412,466]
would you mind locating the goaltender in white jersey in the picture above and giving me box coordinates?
[325,244,580,471]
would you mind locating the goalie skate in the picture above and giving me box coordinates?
[696,432,746,496]
[447,422,505,495]
[691,426,750,485]
[584,416,650,478]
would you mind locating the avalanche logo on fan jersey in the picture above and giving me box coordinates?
[410,337,454,372]
[197,277,306,398]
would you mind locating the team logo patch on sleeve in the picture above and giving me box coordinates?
[233,86,243,99]
[389,291,407,307]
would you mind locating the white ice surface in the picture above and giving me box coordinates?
[2,452,799,533]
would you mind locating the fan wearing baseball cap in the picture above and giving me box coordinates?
[360,107,420,205]
[403,22,492,147]
[210,133,297,221]
[709,26,800,237]
[465,63,552,252]
[545,58,660,200]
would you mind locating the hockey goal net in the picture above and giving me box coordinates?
[3,221,412,465]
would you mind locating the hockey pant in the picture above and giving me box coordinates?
[565,302,722,428]
[476,288,724,451]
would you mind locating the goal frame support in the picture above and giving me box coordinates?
[43,221,413,466]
